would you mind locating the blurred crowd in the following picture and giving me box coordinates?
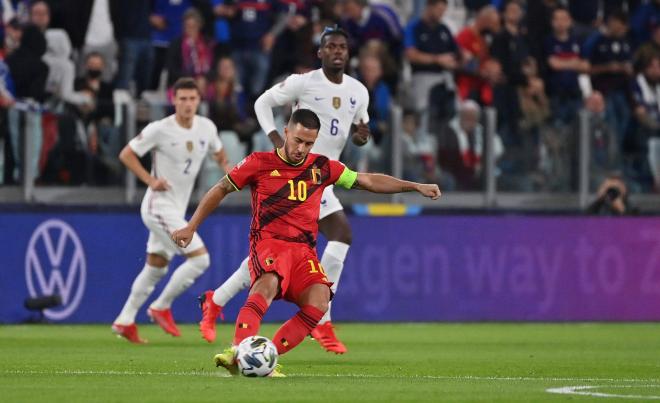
[0,0,659,193]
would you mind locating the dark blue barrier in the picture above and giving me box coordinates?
[2,212,660,323]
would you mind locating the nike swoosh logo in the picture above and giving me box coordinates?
[314,97,324,101]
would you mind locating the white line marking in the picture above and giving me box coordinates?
[546,385,660,400]
[3,369,659,384]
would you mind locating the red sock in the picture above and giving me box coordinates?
[273,305,324,355]
[233,293,269,345]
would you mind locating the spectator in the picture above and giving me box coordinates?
[113,0,154,97]
[6,24,47,103]
[404,0,459,128]
[586,10,634,146]
[517,58,555,189]
[630,0,660,45]
[165,8,213,95]
[490,0,528,147]
[631,54,660,190]
[229,0,286,100]
[0,58,15,185]
[632,55,660,137]
[205,56,256,146]
[455,4,501,106]
[585,91,621,190]
[437,99,504,191]
[587,175,637,215]
[57,0,117,82]
[27,0,50,32]
[211,0,235,58]
[268,0,318,84]
[3,17,22,57]
[358,51,390,145]
[340,0,402,63]
[150,0,191,90]
[401,109,437,183]
[568,0,600,42]
[75,53,124,184]
[634,25,660,71]
[544,7,590,127]
[526,0,562,65]
[42,29,91,107]
[519,58,550,139]
[6,24,48,182]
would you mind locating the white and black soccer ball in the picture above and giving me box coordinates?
[236,336,278,377]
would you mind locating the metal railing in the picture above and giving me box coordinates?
[2,97,660,213]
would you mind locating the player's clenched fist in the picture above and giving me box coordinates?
[417,184,441,200]
[172,226,194,248]
[351,120,370,146]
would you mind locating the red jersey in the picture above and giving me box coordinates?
[226,149,350,248]
[456,27,493,105]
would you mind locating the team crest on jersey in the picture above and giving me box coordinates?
[310,165,321,184]
[186,141,193,152]
[265,257,274,266]
[332,97,341,109]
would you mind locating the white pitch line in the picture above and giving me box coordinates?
[2,369,659,384]
[546,385,660,400]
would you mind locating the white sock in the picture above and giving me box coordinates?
[115,264,168,325]
[150,254,210,310]
[319,241,350,324]
[213,256,251,306]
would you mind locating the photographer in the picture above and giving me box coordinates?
[586,176,638,216]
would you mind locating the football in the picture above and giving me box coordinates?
[235,336,279,377]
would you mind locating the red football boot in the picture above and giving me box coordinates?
[310,322,348,354]
[198,290,224,343]
[111,323,147,344]
[147,307,181,337]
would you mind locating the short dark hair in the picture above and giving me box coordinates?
[607,9,629,24]
[343,0,368,6]
[427,0,447,6]
[289,109,321,132]
[172,77,201,96]
[320,25,349,46]
[552,6,570,16]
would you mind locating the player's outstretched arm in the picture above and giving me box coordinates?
[353,172,441,200]
[172,177,236,248]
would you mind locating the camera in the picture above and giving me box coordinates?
[605,187,621,201]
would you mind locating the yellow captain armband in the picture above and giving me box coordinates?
[335,167,358,190]
[224,174,240,191]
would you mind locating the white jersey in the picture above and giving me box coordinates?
[129,115,222,214]
[255,68,370,160]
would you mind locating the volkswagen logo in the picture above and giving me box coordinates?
[25,219,86,320]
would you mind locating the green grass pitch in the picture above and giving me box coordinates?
[1,323,659,402]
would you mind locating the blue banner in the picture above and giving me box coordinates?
[2,213,660,324]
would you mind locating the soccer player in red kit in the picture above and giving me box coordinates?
[172,109,440,376]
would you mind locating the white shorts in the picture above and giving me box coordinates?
[319,185,344,221]
[141,209,205,260]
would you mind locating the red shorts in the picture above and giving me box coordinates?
[248,238,333,303]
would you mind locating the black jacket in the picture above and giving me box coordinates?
[6,25,49,102]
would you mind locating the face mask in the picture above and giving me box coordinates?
[87,69,102,79]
